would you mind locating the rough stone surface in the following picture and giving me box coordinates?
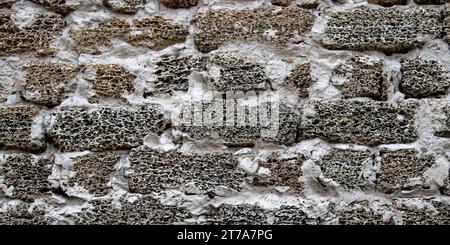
[208,53,271,92]
[319,149,374,189]
[103,0,145,14]
[334,201,389,225]
[394,199,450,225]
[68,153,120,197]
[200,204,267,225]
[0,154,53,202]
[322,8,443,53]
[128,147,244,194]
[414,0,449,4]
[83,64,136,101]
[75,196,191,225]
[377,149,435,194]
[283,62,314,97]
[0,105,45,152]
[431,102,450,138]
[400,58,450,98]
[161,0,198,8]
[0,12,65,56]
[70,17,188,54]
[0,203,55,225]
[254,152,306,194]
[177,102,299,146]
[299,100,418,146]
[29,0,79,15]
[48,106,167,151]
[21,62,78,107]
[148,54,206,95]
[272,206,319,224]
[194,7,315,52]
[271,0,292,6]
[331,56,387,100]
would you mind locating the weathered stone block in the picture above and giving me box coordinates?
[271,0,292,6]
[128,147,243,194]
[147,54,206,95]
[298,100,418,146]
[161,0,198,8]
[75,196,191,225]
[320,149,375,189]
[272,206,319,225]
[0,154,53,202]
[67,153,120,197]
[254,152,306,194]
[394,199,450,225]
[30,0,80,15]
[103,0,145,14]
[0,203,55,225]
[334,200,389,225]
[400,58,450,98]
[48,106,167,151]
[83,64,136,101]
[322,8,443,53]
[177,102,299,146]
[331,56,387,100]
[0,13,65,56]
[21,62,78,107]
[194,7,315,52]
[200,204,267,225]
[377,149,435,193]
[430,101,449,138]
[0,105,45,152]
[208,53,271,92]
[283,62,314,98]
[70,17,188,54]
[414,0,449,4]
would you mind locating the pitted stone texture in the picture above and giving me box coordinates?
[68,153,120,197]
[0,0,16,8]
[0,12,65,56]
[283,62,314,98]
[48,106,167,152]
[443,171,450,195]
[70,17,188,54]
[0,154,52,202]
[400,58,450,98]
[30,0,80,15]
[177,102,299,146]
[200,204,268,225]
[76,196,191,225]
[377,149,435,194]
[331,56,387,100]
[298,0,320,8]
[83,64,136,101]
[161,0,198,8]
[395,199,450,225]
[0,203,55,225]
[208,53,270,92]
[298,100,418,146]
[0,105,45,152]
[254,152,306,194]
[430,101,449,138]
[334,201,390,225]
[319,149,375,189]
[148,54,206,95]
[322,8,443,53]
[128,147,244,195]
[21,62,78,107]
[271,0,292,6]
[103,0,145,14]
[194,7,315,52]
[368,0,407,6]
[273,206,319,225]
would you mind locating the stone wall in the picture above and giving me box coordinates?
[0,0,449,225]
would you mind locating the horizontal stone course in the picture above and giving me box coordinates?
[298,100,418,146]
